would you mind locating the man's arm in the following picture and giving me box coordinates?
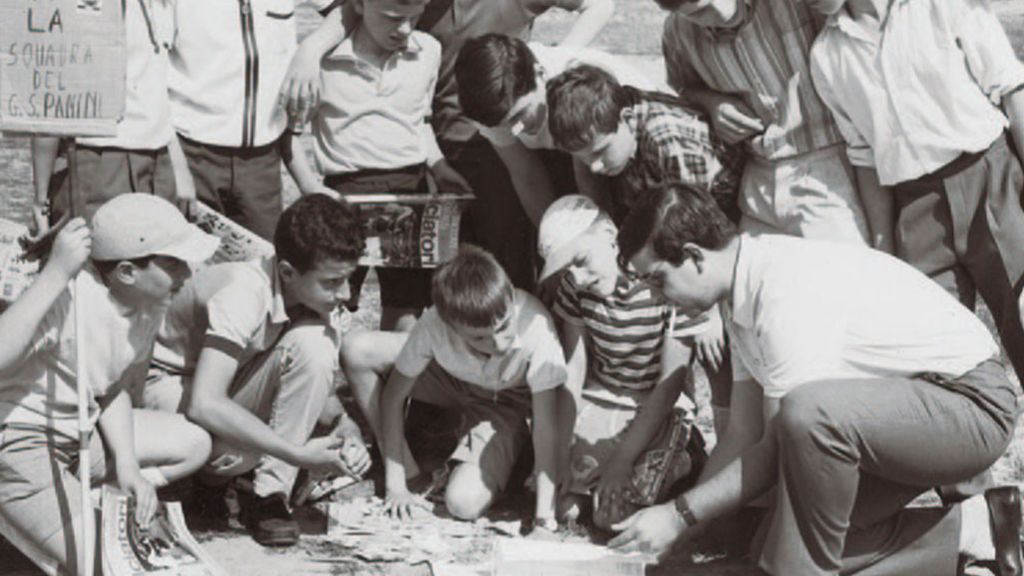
[280,3,359,123]
[557,320,587,490]
[187,346,344,474]
[531,388,562,521]
[852,166,895,254]
[281,131,338,198]
[381,369,430,519]
[1003,88,1024,168]
[493,141,559,225]
[167,135,198,215]
[30,136,60,234]
[97,389,158,526]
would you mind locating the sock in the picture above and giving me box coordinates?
[959,494,995,561]
[140,467,169,488]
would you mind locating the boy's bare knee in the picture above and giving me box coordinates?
[444,464,497,521]
[179,422,213,470]
[340,331,406,375]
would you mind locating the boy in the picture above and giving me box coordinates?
[138,194,370,547]
[0,195,219,575]
[341,245,567,530]
[808,0,1024,385]
[610,182,1021,576]
[285,0,470,333]
[657,0,870,245]
[166,0,342,239]
[30,0,196,231]
[455,33,655,224]
[536,195,709,530]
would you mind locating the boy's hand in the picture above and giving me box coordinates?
[706,94,764,145]
[590,457,634,514]
[280,43,323,125]
[339,438,371,478]
[48,218,91,280]
[30,202,50,237]
[430,160,473,196]
[298,435,348,475]
[302,184,342,201]
[693,310,725,371]
[120,468,158,529]
[384,489,431,521]
[174,169,199,220]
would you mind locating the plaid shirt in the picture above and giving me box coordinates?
[612,89,744,224]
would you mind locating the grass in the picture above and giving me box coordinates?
[2,1,1024,574]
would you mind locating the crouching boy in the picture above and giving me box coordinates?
[0,195,219,576]
[342,246,567,531]
[537,195,707,530]
[139,194,370,547]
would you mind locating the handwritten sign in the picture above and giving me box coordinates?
[0,0,125,136]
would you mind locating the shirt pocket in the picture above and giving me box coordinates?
[256,0,297,56]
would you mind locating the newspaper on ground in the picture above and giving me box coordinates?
[493,537,654,576]
[102,485,226,576]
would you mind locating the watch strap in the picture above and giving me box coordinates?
[674,494,698,527]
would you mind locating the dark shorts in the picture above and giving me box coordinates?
[324,165,434,310]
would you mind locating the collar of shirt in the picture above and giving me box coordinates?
[702,0,755,42]
[826,5,882,44]
[728,235,757,328]
[325,28,424,65]
[264,257,291,325]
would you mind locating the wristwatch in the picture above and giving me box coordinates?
[673,494,698,528]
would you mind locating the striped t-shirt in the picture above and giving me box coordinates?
[553,273,702,392]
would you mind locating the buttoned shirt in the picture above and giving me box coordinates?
[614,89,744,226]
[168,0,332,147]
[79,0,173,150]
[727,235,999,398]
[311,30,443,175]
[395,289,567,394]
[478,43,656,150]
[661,0,844,160]
[809,0,1024,185]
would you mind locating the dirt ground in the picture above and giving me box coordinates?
[2,1,1024,574]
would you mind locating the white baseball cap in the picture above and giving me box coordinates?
[537,195,606,282]
[90,194,220,263]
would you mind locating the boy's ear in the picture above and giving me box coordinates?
[682,243,706,271]
[278,259,299,284]
[111,261,138,286]
[619,106,634,125]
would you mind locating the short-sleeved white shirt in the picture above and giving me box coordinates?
[726,235,999,398]
[478,43,656,150]
[153,257,317,374]
[395,289,567,394]
[0,268,162,439]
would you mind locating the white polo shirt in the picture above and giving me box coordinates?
[79,0,174,150]
[395,289,567,394]
[167,0,333,148]
[726,235,998,399]
[311,30,442,175]
[478,43,656,150]
[0,267,162,439]
[809,0,1024,185]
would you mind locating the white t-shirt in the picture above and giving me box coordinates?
[478,43,656,150]
[727,235,999,398]
[0,268,162,439]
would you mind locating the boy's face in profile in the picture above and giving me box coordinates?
[357,0,428,52]
[571,119,637,177]
[563,225,622,297]
[281,257,357,318]
[502,71,548,138]
[125,256,193,307]
[450,308,517,356]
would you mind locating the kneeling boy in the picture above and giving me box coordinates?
[140,194,369,547]
[0,195,219,575]
[342,246,567,530]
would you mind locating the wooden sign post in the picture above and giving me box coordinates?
[0,2,124,575]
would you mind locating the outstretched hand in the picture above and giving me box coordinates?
[608,502,689,560]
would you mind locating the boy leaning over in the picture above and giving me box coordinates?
[537,195,706,530]
[285,0,470,333]
[139,195,369,547]
[0,195,219,576]
[808,0,1024,385]
[341,246,567,532]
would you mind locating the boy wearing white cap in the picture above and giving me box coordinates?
[538,195,712,529]
[0,194,220,576]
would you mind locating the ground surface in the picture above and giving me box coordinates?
[2,1,1024,574]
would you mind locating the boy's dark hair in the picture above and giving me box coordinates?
[274,194,365,273]
[653,0,690,10]
[455,34,539,128]
[431,244,515,328]
[547,64,631,152]
[618,182,737,266]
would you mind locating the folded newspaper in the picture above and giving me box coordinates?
[102,485,226,576]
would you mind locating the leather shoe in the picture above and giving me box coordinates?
[985,486,1023,576]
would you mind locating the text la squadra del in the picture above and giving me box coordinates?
[4,4,103,120]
